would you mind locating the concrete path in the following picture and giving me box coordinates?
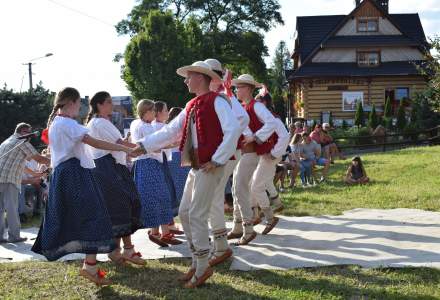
[2,209,440,271]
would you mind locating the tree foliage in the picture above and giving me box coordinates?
[268,41,292,121]
[396,101,407,131]
[384,96,392,118]
[354,101,365,127]
[0,84,53,142]
[117,0,283,105]
[368,104,379,130]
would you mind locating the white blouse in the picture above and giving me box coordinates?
[49,116,95,169]
[271,118,290,159]
[130,119,158,161]
[152,120,172,161]
[86,118,126,166]
[140,96,240,165]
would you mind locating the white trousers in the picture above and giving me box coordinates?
[179,166,224,256]
[231,152,259,223]
[250,155,281,209]
[209,152,240,231]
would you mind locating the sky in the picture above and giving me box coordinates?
[0,0,439,97]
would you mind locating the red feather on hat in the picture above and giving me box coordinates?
[223,69,234,98]
[41,128,49,145]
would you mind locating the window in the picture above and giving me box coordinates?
[357,51,380,67]
[395,87,409,101]
[357,18,379,32]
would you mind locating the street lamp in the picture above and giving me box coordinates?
[23,53,54,92]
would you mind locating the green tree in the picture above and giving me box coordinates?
[368,104,379,129]
[122,10,192,107]
[0,84,53,142]
[396,101,407,131]
[268,41,292,121]
[354,101,365,127]
[384,96,392,118]
[116,0,284,101]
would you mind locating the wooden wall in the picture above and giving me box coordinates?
[292,76,427,120]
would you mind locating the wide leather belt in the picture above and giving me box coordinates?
[190,148,201,170]
[241,142,256,154]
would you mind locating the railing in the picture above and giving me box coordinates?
[332,125,440,152]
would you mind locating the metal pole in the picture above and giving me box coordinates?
[28,63,33,93]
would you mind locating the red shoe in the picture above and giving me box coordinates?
[79,268,111,286]
[160,233,183,245]
[178,268,196,282]
[169,228,185,235]
[148,231,169,247]
[184,267,214,288]
[209,248,233,267]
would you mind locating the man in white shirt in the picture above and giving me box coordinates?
[204,59,250,267]
[230,74,281,238]
[135,61,240,288]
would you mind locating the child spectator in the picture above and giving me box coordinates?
[345,156,369,185]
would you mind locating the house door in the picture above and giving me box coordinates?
[385,89,396,115]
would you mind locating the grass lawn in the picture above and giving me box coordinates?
[2,146,440,300]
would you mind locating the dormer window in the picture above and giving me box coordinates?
[357,51,380,67]
[357,18,379,32]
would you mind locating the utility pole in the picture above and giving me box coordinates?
[27,63,33,93]
[23,53,53,93]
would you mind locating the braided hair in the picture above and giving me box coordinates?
[86,91,111,124]
[47,87,80,128]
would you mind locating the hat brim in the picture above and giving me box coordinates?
[231,79,262,88]
[176,66,222,83]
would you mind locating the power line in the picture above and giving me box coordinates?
[45,0,115,28]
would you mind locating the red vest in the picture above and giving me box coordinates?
[245,99,278,155]
[179,91,223,165]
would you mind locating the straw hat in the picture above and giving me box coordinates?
[204,58,222,72]
[231,74,262,88]
[176,61,222,83]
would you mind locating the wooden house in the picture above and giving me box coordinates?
[287,0,429,125]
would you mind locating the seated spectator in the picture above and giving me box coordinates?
[300,132,330,184]
[273,145,293,191]
[293,121,304,135]
[344,156,369,185]
[322,123,345,163]
[19,175,43,223]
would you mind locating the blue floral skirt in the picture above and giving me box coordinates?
[92,154,142,238]
[168,152,190,215]
[32,158,115,261]
[133,158,174,228]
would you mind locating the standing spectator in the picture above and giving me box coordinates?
[0,123,50,243]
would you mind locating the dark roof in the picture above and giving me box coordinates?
[295,15,345,61]
[290,61,424,79]
[294,14,427,64]
[324,35,419,47]
[391,14,427,46]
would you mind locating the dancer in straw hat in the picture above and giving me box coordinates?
[203,58,250,266]
[228,74,280,239]
[133,61,240,288]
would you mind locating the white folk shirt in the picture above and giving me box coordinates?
[230,95,249,134]
[49,116,95,169]
[152,120,172,161]
[271,118,290,159]
[130,119,158,161]
[243,102,277,144]
[140,96,240,165]
[86,118,127,166]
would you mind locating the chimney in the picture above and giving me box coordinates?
[375,0,389,13]
[355,0,361,7]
